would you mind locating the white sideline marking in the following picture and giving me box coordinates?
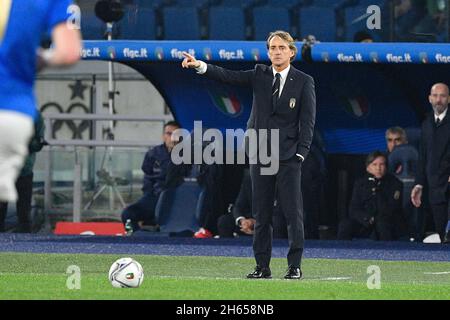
[424,271,450,275]
[310,277,352,281]
[153,275,352,281]
[0,273,353,281]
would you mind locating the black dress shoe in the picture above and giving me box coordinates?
[444,231,450,244]
[246,266,272,279]
[284,267,302,280]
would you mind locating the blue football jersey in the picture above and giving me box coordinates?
[0,0,73,119]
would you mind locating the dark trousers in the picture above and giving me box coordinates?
[0,174,34,233]
[430,203,449,241]
[121,192,159,231]
[250,157,304,269]
[217,211,288,239]
[337,218,393,241]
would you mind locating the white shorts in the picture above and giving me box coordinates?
[0,111,34,202]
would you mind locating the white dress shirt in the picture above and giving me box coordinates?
[435,107,448,124]
[272,64,290,98]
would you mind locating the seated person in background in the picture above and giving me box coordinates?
[192,162,223,239]
[121,121,180,232]
[353,30,374,43]
[386,126,408,154]
[414,0,448,37]
[217,168,287,239]
[386,126,408,174]
[338,151,407,241]
[389,0,427,41]
[0,111,46,232]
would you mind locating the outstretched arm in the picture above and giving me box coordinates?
[181,52,253,87]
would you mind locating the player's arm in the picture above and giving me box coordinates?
[181,52,253,86]
[38,22,81,68]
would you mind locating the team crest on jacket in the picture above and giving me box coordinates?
[394,190,400,200]
[289,98,296,109]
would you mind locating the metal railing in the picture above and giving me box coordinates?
[42,113,173,222]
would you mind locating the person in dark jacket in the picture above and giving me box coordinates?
[411,83,450,243]
[338,151,407,241]
[121,121,180,231]
[0,111,46,232]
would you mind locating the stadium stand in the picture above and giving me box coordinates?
[80,11,105,40]
[117,8,156,40]
[252,6,291,40]
[162,6,202,40]
[220,0,262,8]
[208,6,247,40]
[266,0,302,9]
[299,5,335,41]
[344,0,385,41]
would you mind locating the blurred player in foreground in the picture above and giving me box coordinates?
[0,0,81,201]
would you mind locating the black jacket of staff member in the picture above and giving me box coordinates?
[182,30,316,280]
[411,83,450,243]
[338,152,406,241]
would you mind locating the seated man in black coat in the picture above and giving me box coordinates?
[217,168,287,239]
[338,151,407,241]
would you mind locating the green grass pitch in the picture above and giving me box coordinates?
[0,252,449,300]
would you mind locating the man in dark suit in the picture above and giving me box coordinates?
[182,30,316,279]
[411,83,450,243]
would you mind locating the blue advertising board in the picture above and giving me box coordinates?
[81,41,450,154]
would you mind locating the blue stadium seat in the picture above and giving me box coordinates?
[252,6,291,40]
[162,7,201,39]
[299,6,335,41]
[155,181,204,233]
[80,12,105,40]
[345,5,371,41]
[209,7,246,40]
[135,0,171,8]
[388,143,420,240]
[118,8,156,40]
[404,127,421,152]
[309,0,334,7]
[388,144,419,180]
[267,0,301,8]
[220,0,261,8]
[175,0,211,7]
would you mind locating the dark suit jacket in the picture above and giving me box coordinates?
[415,111,450,204]
[204,63,316,161]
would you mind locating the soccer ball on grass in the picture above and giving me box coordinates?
[108,257,144,288]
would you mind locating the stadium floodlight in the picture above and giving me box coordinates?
[94,0,124,23]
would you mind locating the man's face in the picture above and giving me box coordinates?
[429,84,449,115]
[366,156,387,179]
[386,132,405,153]
[163,125,179,150]
[268,36,294,70]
